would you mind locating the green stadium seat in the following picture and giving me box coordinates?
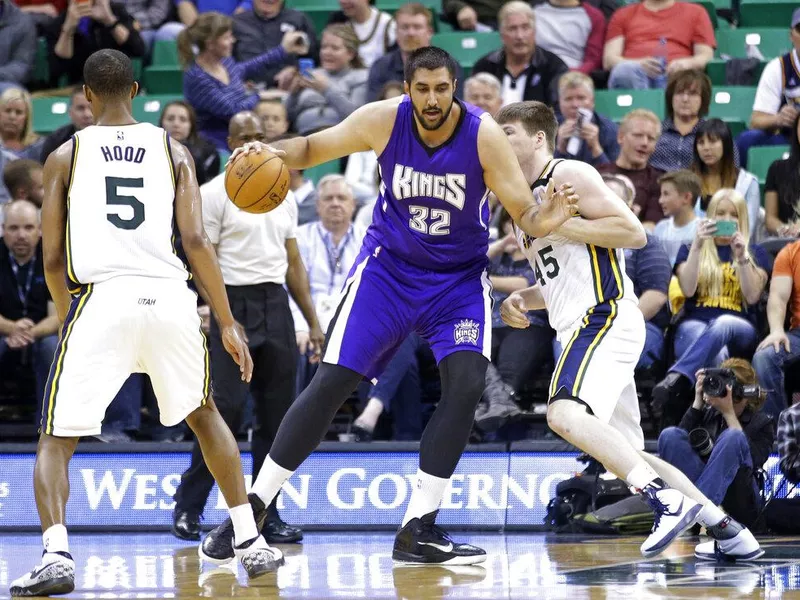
[705,58,765,86]
[152,40,179,66]
[593,89,666,122]
[376,0,441,13]
[740,0,796,27]
[285,0,339,33]
[715,28,791,60]
[33,37,50,87]
[143,66,184,95]
[431,32,501,72]
[132,94,182,125]
[31,97,71,134]
[218,150,230,174]
[305,159,341,184]
[749,144,790,185]
[708,87,756,137]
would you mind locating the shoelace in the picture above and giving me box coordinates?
[420,520,454,544]
[644,492,670,533]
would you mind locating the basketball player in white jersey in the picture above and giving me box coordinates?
[10,50,281,597]
[496,101,762,562]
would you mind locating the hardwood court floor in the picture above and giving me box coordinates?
[1,532,799,599]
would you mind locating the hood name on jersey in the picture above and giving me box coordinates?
[101,145,146,164]
[392,165,466,210]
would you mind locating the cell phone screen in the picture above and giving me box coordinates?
[713,220,738,237]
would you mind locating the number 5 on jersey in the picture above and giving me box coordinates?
[106,176,145,230]
[408,205,450,236]
[534,245,560,286]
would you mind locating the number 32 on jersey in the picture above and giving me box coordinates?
[408,205,450,236]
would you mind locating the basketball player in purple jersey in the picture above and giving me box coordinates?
[200,47,578,566]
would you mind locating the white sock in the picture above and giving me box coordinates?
[229,503,259,547]
[250,455,294,505]
[43,524,69,555]
[625,463,661,490]
[401,470,449,527]
[697,503,727,527]
[354,398,384,431]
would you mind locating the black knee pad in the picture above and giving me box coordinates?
[440,351,488,398]
[549,386,595,416]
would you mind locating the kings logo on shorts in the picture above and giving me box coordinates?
[453,319,480,345]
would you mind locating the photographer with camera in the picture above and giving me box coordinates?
[657,359,774,527]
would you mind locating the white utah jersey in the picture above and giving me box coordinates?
[65,123,189,289]
[515,160,637,334]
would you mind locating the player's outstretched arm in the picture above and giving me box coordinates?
[171,140,253,383]
[553,161,647,249]
[478,119,576,239]
[41,141,73,323]
[228,97,401,170]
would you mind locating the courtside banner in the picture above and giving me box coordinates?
[0,452,792,529]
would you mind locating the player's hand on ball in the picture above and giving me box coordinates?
[307,324,326,364]
[228,141,286,166]
[500,292,530,329]
[221,323,253,382]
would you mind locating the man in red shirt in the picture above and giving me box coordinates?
[603,0,715,89]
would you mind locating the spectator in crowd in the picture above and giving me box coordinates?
[255,99,290,142]
[0,147,15,204]
[653,169,701,266]
[14,0,66,34]
[0,200,59,424]
[328,0,395,68]
[158,0,253,40]
[658,360,773,528]
[488,209,554,403]
[650,69,712,173]
[554,71,618,167]
[172,111,322,543]
[0,88,42,160]
[124,0,172,50]
[292,175,365,388]
[367,3,463,102]
[285,24,367,135]
[281,139,319,225]
[159,100,220,186]
[472,1,567,107]
[603,0,714,90]
[464,73,503,118]
[532,0,605,75]
[443,0,501,31]
[179,11,308,150]
[49,0,145,86]
[0,0,37,93]
[233,0,318,90]
[736,9,800,168]
[347,81,403,210]
[604,173,671,372]
[653,189,770,427]
[752,239,800,421]
[691,119,761,237]
[597,108,664,228]
[39,87,93,163]
[3,159,43,209]
[764,114,800,237]
[777,399,800,486]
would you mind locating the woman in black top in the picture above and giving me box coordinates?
[159,101,220,186]
[764,113,800,237]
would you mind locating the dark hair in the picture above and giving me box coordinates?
[691,118,738,199]
[404,46,458,84]
[495,101,558,152]
[658,169,702,199]
[3,159,42,196]
[159,100,199,143]
[83,49,135,99]
[69,85,86,104]
[497,208,513,234]
[379,80,405,100]
[665,69,711,120]
[177,12,232,68]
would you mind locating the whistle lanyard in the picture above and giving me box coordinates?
[9,255,35,317]
[310,224,354,295]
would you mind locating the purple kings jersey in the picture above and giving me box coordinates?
[364,97,492,271]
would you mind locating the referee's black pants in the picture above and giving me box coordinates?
[174,282,297,516]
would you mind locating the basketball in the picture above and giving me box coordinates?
[225,149,290,214]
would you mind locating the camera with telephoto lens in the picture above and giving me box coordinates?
[701,368,761,400]
[689,428,714,459]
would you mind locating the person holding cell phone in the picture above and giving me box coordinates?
[285,24,368,136]
[652,188,771,429]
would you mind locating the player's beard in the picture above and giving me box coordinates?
[413,99,454,131]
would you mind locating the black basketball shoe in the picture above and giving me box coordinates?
[199,493,278,565]
[393,511,486,565]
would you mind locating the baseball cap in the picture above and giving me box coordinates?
[793,7,800,28]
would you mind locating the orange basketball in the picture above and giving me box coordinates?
[225,149,290,214]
